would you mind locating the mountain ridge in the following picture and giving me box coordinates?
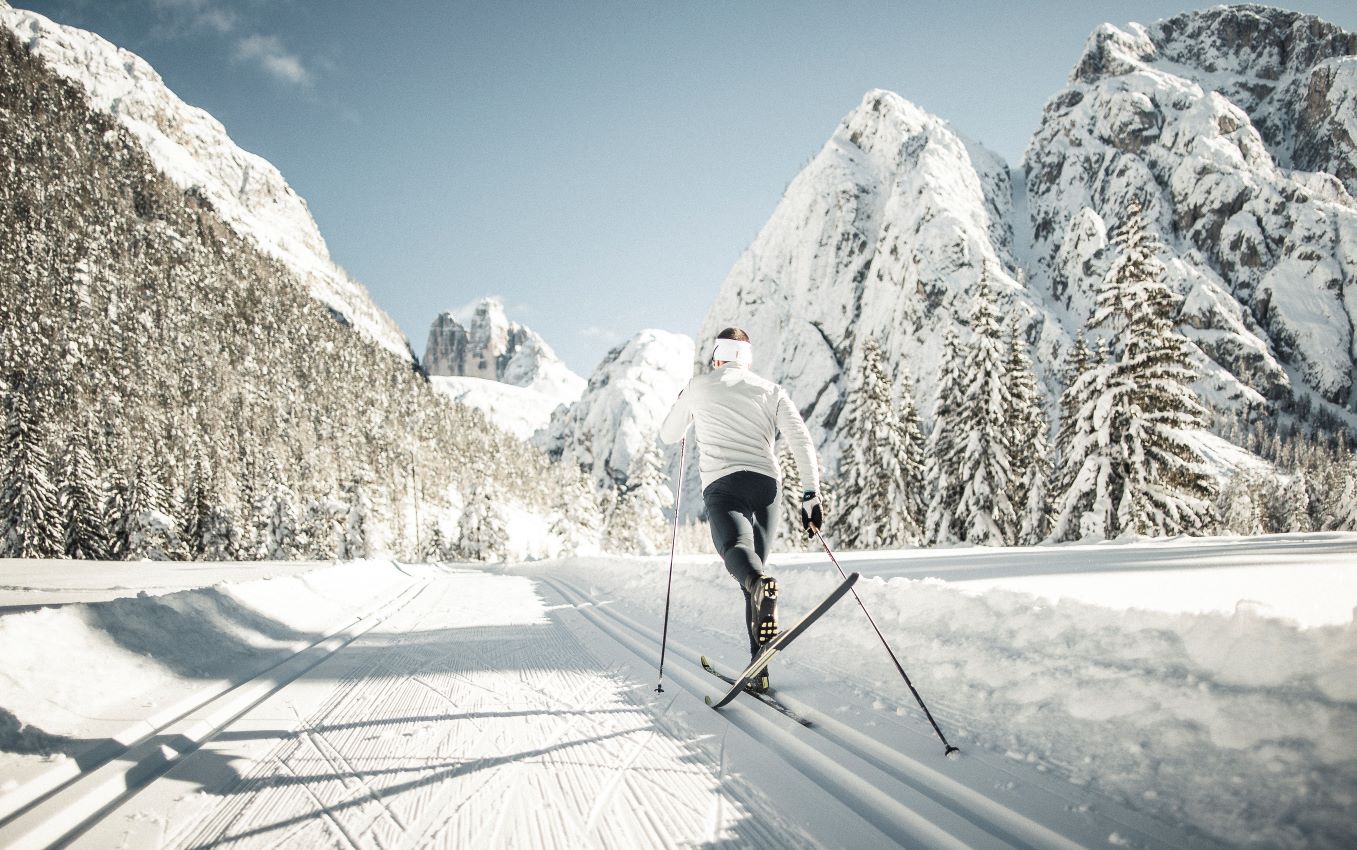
[0,4,413,361]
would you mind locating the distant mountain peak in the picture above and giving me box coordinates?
[424,297,584,405]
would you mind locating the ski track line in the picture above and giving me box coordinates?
[541,577,984,849]
[577,578,1230,850]
[133,571,799,850]
[544,575,1109,850]
[0,566,424,825]
[0,575,434,850]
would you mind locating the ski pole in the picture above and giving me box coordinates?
[814,530,960,758]
[655,436,687,693]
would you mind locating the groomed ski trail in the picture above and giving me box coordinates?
[36,565,1228,850]
[62,569,821,850]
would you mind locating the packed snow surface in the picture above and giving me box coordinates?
[1,533,1354,848]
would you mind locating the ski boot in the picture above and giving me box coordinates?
[745,667,771,694]
[750,574,779,647]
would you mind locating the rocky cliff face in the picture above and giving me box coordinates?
[538,330,693,490]
[700,89,1063,469]
[423,298,585,405]
[1027,5,1357,416]
[703,6,1357,475]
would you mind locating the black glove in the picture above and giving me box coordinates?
[800,491,823,538]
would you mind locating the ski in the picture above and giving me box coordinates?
[700,655,811,726]
[705,571,859,711]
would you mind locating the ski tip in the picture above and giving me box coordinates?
[704,695,715,707]
[846,571,861,584]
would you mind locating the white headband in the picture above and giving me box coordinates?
[712,338,753,366]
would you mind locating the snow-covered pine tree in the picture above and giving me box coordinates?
[896,363,927,536]
[550,465,600,555]
[924,329,966,545]
[59,424,111,560]
[1004,319,1050,545]
[605,440,671,555]
[421,519,448,562]
[952,272,1017,545]
[115,453,180,560]
[1051,204,1214,541]
[1280,470,1313,533]
[299,497,343,559]
[455,482,509,561]
[1094,202,1214,537]
[105,468,133,560]
[0,381,62,558]
[338,477,373,560]
[1219,472,1264,535]
[776,443,808,550]
[1049,332,1094,519]
[182,452,211,559]
[1048,338,1116,541]
[836,337,923,548]
[263,480,302,560]
[1323,457,1357,531]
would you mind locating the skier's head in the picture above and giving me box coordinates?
[712,327,753,368]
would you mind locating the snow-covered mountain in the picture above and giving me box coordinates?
[702,5,1357,479]
[1027,5,1357,417]
[538,330,694,490]
[423,298,585,404]
[0,4,412,361]
[700,89,1061,471]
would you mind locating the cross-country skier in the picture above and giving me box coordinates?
[659,327,824,692]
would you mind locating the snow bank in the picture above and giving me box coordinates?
[538,540,1357,849]
[0,560,419,783]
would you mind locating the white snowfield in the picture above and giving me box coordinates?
[0,534,1354,849]
[429,375,568,441]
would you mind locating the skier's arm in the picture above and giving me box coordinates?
[659,386,693,444]
[775,389,820,493]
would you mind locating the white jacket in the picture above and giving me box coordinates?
[659,363,820,494]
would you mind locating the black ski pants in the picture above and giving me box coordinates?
[703,470,779,657]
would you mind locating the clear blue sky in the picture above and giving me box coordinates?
[17,1,1357,375]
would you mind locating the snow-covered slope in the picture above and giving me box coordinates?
[0,5,412,360]
[428,375,565,441]
[538,329,693,489]
[1026,6,1357,417]
[701,90,1063,469]
[423,298,584,407]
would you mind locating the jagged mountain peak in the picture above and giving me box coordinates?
[1030,5,1357,418]
[1151,5,1356,79]
[700,88,1057,474]
[1064,5,1357,197]
[538,329,693,490]
[423,297,584,405]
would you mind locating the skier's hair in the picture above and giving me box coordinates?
[716,327,750,343]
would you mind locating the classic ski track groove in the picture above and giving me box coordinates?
[88,572,820,850]
[10,569,1219,849]
[0,575,433,850]
[542,574,1191,850]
